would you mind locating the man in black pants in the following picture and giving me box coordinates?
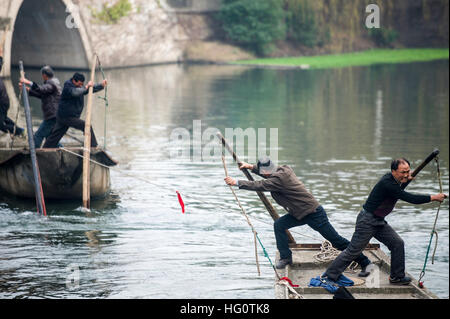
[323,158,447,285]
[225,157,372,275]
[0,57,24,137]
[43,72,107,148]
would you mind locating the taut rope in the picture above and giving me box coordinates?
[418,156,444,288]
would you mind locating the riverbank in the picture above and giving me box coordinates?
[231,48,449,69]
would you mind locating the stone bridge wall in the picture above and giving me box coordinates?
[0,0,221,77]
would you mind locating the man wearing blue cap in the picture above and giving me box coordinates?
[225,156,372,275]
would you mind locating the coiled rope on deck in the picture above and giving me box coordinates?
[313,240,359,273]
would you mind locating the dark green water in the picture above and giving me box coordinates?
[1,60,448,298]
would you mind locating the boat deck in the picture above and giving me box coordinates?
[274,244,438,299]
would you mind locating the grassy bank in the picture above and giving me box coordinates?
[232,48,449,69]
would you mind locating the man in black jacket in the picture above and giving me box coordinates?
[322,158,447,285]
[19,65,62,147]
[225,157,372,273]
[43,72,107,148]
[0,56,24,136]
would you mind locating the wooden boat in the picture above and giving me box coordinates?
[274,243,439,299]
[0,147,117,199]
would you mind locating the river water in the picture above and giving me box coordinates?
[1,60,448,298]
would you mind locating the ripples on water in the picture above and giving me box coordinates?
[1,61,448,298]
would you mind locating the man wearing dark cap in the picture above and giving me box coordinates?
[321,158,447,285]
[43,72,107,148]
[19,65,62,147]
[1,56,25,137]
[225,156,372,273]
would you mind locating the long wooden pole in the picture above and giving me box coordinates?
[411,149,440,178]
[217,132,296,245]
[19,61,46,216]
[82,55,97,210]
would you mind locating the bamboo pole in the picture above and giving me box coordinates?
[411,149,440,178]
[19,61,46,216]
[217,132,296,245]
[82,55,97,210]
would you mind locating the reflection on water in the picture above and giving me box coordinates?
[1,60,449,298]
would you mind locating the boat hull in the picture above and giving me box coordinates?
[274,243,439,299]
[0,148,117,199]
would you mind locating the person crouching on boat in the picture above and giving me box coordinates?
[43,72,107,148]
[0,56,25,137]
[19,65,62,148]
[322,158,447,285]
[224,156,372,275]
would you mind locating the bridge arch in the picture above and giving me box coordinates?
[1,0,92,77]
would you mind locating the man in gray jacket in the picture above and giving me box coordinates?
[225,157,371,273]
[20,65,62,147]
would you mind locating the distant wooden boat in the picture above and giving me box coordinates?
[0,147,117,199]
[274,243,439,299]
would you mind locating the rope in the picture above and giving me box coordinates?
[221,153,261,276]
[59,146,322,242]
[95,54,109,150]
[277,278,304,299]
[418,156,444,287]
[221,153,305,299]
[62,146,306,297]
[314,240,359,273]
[59,146,323,243]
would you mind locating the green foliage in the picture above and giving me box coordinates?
[285,0,319,47]
[368,28,399,47]
[218,0,286,56]
[90,0,132,24]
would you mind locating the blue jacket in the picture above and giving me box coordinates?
[57,79,104,119]
[309,274,354,293]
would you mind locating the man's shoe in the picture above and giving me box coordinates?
[14,127,25,137]
[358,262,371,277]
[389,276,412,285]
[276,257,293,269]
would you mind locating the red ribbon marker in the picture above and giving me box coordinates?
[176,191,185,214]
[280,277,299,288]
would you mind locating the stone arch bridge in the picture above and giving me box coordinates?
[0,0,221,77]
[1,0,93,77]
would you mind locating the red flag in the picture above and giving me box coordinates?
[176,191,185,214]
